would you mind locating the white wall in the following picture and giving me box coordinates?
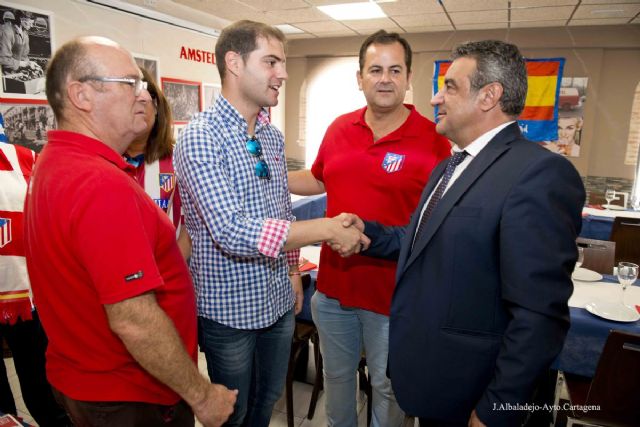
[8,0,286,123]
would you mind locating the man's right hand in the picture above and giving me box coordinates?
[326,213,370,257]
[192,383,238,427]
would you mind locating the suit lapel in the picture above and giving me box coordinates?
[395,160,447,276]
[398,123,520,278]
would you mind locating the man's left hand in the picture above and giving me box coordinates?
[468,410,487,427]
[290,273,304,315]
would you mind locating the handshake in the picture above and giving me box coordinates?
[325,213,369,257]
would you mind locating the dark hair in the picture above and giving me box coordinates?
[45,39,96,122]
[15,10,32,22]
[215,20,286,83]
[451,40,527,117]
[139,67,174,162]
[358,30,412,74]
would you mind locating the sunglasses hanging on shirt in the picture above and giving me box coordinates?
[245,136,271,180]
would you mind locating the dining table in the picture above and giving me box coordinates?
[580,206,640,241]
[553,273,640,377]
[291,194,326,223]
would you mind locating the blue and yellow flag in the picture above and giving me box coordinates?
[433,58,565,141]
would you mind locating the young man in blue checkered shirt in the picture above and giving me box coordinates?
[174,20,369,427]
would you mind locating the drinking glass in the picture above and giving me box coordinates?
[617,262,639,306]
[576,246,584,270]
[604,188,616,208]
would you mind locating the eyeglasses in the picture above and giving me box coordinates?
[246,136,270,180]
[79,76,148,97]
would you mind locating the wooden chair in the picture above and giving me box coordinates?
[609,216,640,265]
[285,274,323,427]
[563,330,640,427]
[576,237,616,275]
[285,274,373,426]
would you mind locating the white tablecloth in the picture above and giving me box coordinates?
[582,207,640,219]
[569,281,640,308]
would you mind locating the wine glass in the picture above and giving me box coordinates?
[617,262,638,306]
[604,188,616,209]
[576,246,584,270]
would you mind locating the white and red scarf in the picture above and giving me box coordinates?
[0,143,35,325]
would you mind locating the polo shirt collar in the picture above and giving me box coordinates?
[353,104,421,143]
[47,130,134,173]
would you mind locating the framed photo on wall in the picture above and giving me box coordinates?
[161,77,201,124]
[0,1,54,100]
[173,123,186,142]
[133,53,159,85]
[202,83,221,110]
[0,98,55,152]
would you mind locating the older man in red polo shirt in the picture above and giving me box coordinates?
[24,36,236,427]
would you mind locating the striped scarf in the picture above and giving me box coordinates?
[0,142,35,325]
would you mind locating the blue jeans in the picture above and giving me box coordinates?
[311,291,405,427]
[198,310,294,427]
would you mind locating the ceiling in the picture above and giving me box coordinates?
[106,0,640,38]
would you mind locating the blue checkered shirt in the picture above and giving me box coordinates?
[174,96,295,329]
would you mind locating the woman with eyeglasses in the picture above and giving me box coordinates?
[125,67,191,259]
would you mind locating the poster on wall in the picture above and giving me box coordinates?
[0,1,53,99]
[134,53,159,85]
[161,77,201,124]
[202,83,221,110]
[0,99,55,152]
[541,77,588,158]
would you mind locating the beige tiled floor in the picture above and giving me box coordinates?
[5,344,397,426]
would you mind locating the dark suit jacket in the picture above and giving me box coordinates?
[364,123,585,426]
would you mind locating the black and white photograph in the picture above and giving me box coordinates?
[0,100,55,152]
[0,1,53,98]
[134,53,159,84]
[203,83,221,110]
[161,77,201,123]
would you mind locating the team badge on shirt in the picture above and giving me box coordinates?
[159,173,176,193]
[0,218,11,248]
[154,198,169,210]
[382,152,405,173]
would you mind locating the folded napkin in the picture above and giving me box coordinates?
[299,261,317,272]
[298,258,317,272]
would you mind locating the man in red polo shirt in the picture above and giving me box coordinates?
[24,36,236,426]
[288,30,450,426]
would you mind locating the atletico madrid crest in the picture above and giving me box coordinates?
[159,173,176,193]
[381,152,405,174]
[0,218,11,248]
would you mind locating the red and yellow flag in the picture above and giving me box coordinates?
[433,58,565,141]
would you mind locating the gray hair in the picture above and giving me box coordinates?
[451,40,527,117]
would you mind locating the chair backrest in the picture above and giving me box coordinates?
[588,191,607,206]
[585,330,640,425]
[576,237,616,275]
[609,216,640,265]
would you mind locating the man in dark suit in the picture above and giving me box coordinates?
[350,40,585,426]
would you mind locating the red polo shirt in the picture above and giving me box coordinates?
[311,105,450,314]
[24,130,197,404]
